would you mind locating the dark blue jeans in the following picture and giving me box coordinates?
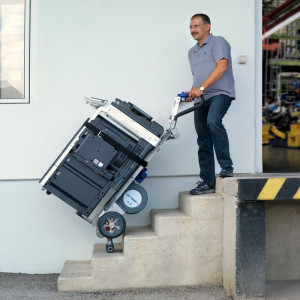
[194,94,233,186]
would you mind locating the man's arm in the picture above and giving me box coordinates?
[189,58,228,99]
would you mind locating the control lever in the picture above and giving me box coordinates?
[84,96,108,108]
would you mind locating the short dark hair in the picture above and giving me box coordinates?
[191,14,211,24]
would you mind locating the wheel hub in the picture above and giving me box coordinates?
[104,217,120,233]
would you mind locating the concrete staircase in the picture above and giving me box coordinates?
[58,190,224,292]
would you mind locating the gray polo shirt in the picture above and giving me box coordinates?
[188,34,235,103]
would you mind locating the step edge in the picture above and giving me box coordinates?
[59,260,92,280]
[179,191,223,200]
[150,208,192,218]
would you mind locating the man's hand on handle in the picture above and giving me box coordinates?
[189,87,204,99]
[184,87,204,102]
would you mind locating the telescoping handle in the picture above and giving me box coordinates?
[173,93,205,121]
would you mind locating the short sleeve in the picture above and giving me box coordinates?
[211,37,231,63]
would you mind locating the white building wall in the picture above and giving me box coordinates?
[0,0,261,273]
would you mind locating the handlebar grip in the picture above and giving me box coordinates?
[173,95,205,121]
[177,92,189,102]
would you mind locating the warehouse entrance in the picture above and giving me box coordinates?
[262,0,300,172]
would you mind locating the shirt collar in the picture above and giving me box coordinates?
[194,33,213,50]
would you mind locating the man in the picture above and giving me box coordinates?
[263,95,276,116]
[186,14,235,195]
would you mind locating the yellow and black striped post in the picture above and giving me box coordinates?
[238,178,300,201]
[230,176,300,299]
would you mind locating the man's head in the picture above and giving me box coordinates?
[190,14,211,44]
[266,95,274,104]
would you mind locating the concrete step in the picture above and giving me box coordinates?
[150,208,193,236]
[58,260,94,292]
[92,242,123,258]
[123,226,158,258]
[91,227,158,269]
[58,191,224,292]
[179,192,223,219]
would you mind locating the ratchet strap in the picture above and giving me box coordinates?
[84,120,148,168]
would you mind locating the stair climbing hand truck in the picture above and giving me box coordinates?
[40,92,204,253]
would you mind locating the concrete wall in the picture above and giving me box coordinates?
[1,0,259,179]
[222,194,237,297]
[0,0,261,273]
[266,201,300,280]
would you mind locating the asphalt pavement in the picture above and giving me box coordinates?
[0,273,231,300]
[1,273,300,300]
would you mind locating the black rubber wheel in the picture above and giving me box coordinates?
[97,212,126,238]
[106,244,114,253]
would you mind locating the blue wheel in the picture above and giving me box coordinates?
[97,212,126,238]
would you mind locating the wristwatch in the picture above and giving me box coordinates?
[200,86,205,91]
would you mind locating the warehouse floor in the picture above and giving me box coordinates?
[263,145,300,173]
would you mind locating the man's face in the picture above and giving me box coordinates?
[190,17,210,42]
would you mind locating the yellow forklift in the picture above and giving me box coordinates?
[263,92,300,148]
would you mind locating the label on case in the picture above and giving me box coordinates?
[123,190,142,208]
